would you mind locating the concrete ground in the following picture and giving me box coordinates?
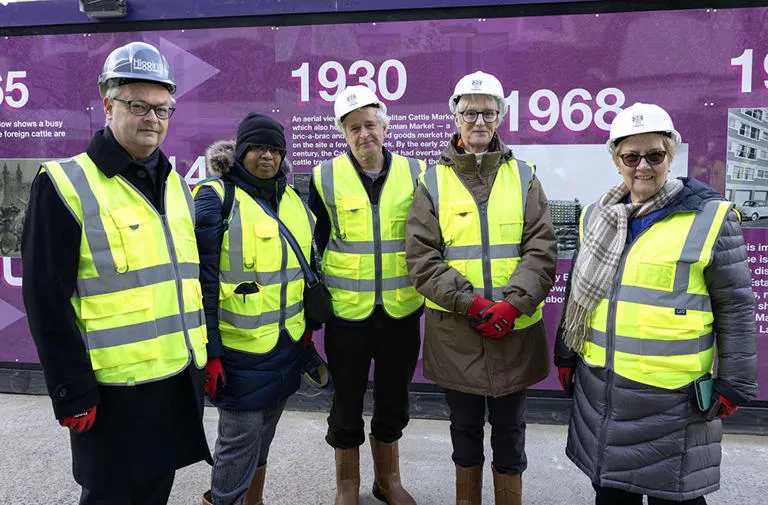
[1,393,767,504]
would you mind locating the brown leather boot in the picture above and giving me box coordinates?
[242,464,267,505]
[491,466,522,505]
[335,447,360,505]
[456,464,482,505]
[202,490,213,505]
[369,435,416,504]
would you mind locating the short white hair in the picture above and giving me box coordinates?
[335,105,389,133]
[455,94,505,125]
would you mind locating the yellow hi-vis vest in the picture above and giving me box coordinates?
[578,198,733,389]
[420,158,543,329]
[195,180,314,352]
[42,153,207,385]
[313,153,426,321]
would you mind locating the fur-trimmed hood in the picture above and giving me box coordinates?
[205,140,292,177]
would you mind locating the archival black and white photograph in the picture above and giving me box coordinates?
[0,159,40,257]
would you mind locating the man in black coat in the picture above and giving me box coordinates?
[21,42,211,505]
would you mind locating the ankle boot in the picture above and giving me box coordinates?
[335,447,360,505]
[242,464,267,505]
[369,435,416,505]
[492,466,522,505]
[456,464,482,505]
[202,490,213,505]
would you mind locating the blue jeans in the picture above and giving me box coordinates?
[211,399,287,505]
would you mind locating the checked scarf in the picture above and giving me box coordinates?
[563,178,683,352]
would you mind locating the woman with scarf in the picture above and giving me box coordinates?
[555,103,758,505]
[194,113,315,505]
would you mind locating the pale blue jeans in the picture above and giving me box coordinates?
[211,399,287,505]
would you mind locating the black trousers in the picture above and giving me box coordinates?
[593,484,707,505]
[444,388,527,474]
[79,471,175,505]
[324,308,421,449]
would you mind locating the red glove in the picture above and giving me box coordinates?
[61,406,97,433]
[302,329,313,349]
[467,294,494,321]
[474,301,520,338]
[205,358,225,400]
[716,395,738,418]
[558,367,574,396]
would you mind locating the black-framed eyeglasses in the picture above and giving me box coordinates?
[247,145,285,157]
[618,150,667,168]
[112,98,175,120]
[458,109,499,123]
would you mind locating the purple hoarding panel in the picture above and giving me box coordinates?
[1,8,767,398]
[0,0,593,29]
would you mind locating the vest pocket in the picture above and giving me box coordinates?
[109,204,158,272]
[497,220,522,243]
[394,251,421,302]
[338,196,369,241]
[324,253,360,304]
[389,218,407,240]
[444,202,477,244]
[251,221,280,272]
[80,289,159,370]
[634,261,675,291]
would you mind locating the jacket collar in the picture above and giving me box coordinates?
[86,128,171,180]
[439,132,514,175]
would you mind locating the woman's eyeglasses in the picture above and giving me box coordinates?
[618,151,667,168]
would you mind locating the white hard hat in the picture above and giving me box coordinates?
[333,85,386,128]
[606,102,681,152]
[449,71,508,118]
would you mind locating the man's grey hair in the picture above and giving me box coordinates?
[335,105,389,133]
[455,94,505,125]
[103,79,175,127]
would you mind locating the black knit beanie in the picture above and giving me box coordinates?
[235,113,286,162]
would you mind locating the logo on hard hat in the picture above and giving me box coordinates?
[471,79,483,90]
[346,93,358,106]
[132,50,163,74]
[631,114,645,128]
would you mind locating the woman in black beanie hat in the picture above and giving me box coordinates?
[194,112,317,505]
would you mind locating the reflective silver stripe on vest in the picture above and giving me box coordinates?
[328,238,405,254]
[57,159,116,279]
[55,160,197,298]
[673,200,725,294]
[79,262,199,297]
[617,286,711,312]
[517,161,533,219]
[226,197,248,280]
[476,286,507,301]
[424,165,439,219]
[320,159,342,238]
[323,274,413,292]
[86,310,203,350]
[220,299,303,329]
[220,267,302,287]
[590,329,715,356]
[444,244,521,261]
[407,157,421,188]
[178,175,196,227]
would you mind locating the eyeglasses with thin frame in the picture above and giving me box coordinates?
[247,145,285,157]
[458,109,499,124]
[618,150,667,168]
[112,98,175,120]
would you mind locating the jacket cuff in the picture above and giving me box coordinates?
[206,331,225,360]
[456,291,476,314]
[713,377,750,406]
[51,374,100,420]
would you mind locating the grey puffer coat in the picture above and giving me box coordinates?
[406,133,557,397]
[555,177,758,501]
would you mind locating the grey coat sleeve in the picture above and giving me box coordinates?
[706,210,758,405]
[503,176,558,315]
[405,183,475,313]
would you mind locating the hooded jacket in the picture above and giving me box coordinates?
[405,132,557,396]
[194,140,304,411]
[555,177,758,501]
